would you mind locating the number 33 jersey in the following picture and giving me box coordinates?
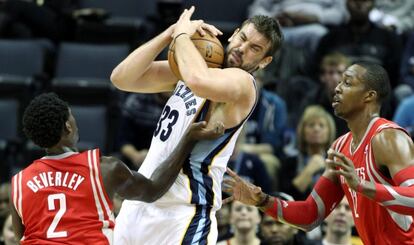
[11,149,115,245]
[138,80,257,210]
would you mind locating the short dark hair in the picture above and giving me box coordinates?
[241,15,283,56]
[354,62,390,103]
[23,93,69,148]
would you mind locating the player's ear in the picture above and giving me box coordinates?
[228,28,240,42]
[259,56,273,70]
[364,90,377,103]
[64,120,73,135]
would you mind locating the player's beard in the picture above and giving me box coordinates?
[224,49,260,73]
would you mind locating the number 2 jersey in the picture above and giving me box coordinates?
[11,149,115,245]
[333,117,414,244]
[136,79,257,210]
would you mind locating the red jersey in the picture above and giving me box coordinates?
[333,117,414,245]
[11,149,115,245]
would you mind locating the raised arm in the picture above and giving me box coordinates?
[328,128,414,215]
[172,7,256,104]
[110,25,178,93]
[101,121,224,203]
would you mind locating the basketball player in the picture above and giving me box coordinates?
[110,6,283,244]
[9,93,223,244]
[224,62,414,245]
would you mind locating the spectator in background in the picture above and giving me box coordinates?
[216,203,232,242]
[299,53,350,136]
[393,95,414,138]
[369,0,414,35]
[279,106,336,200]
[314,0,403,88]
[400,32,414,91]
[248,0,347,53]
[116,92,168,169]
[241,70,287,183]
[316,198,362,245]
[228,129,273,193]
[217,201,261,245]
[259,192,313,245]
[0,215,17,245]
[0,183,9,224]
[0,0,80,41]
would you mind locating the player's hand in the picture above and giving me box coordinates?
[326,149,361,190]
[187,121,224,141]
[222,168,264,205]
[172,6,222,38]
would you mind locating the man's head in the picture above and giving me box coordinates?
[260,192,297,245]
[297,106,336,154]
[346,0,374,23]
[324,198,354,239]
[23,93,79,150]
[225,15,283,73]
[319,53,351,98]
[333,62,390,119]
[230,201,261,233]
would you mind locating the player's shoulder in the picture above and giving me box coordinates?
[372,127,410,146]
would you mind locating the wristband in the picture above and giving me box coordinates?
[174,32,189,42]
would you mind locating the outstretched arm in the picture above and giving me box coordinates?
[223,167,344,232]
[328,128,414,215]
[102,121,224,202]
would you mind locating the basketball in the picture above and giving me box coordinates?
[168,32,224,80]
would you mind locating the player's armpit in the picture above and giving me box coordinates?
[265,176,344,231]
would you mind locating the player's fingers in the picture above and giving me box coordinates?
[326,159,347,170]
[202,23,223,36]
[223,178,236,187]
[222,186,234,194]
[226,168,240,180]
[192,121,207,129]
[187,6,195,18]
[178,8,188,21]
[222,196,234,205]
[330,151,349,164]
[253,186,262,194]
[329,169,350,178]
[213,121,225,135]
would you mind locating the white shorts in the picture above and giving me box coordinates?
[114,200,218,245]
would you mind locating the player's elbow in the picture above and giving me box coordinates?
[110,67,129,91]
[141,191,161,203]
[184,74,205,94]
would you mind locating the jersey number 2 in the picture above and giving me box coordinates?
[154,105,179,141]
[47,193,68,238]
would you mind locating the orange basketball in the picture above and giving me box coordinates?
[168,32,224,80]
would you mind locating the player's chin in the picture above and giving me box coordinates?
[225,58,240,68]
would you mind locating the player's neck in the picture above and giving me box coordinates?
[347,110,379,146]
[46,146,77,156]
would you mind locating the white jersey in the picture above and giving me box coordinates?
[138,78,257,210]
[115,79,257,244]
